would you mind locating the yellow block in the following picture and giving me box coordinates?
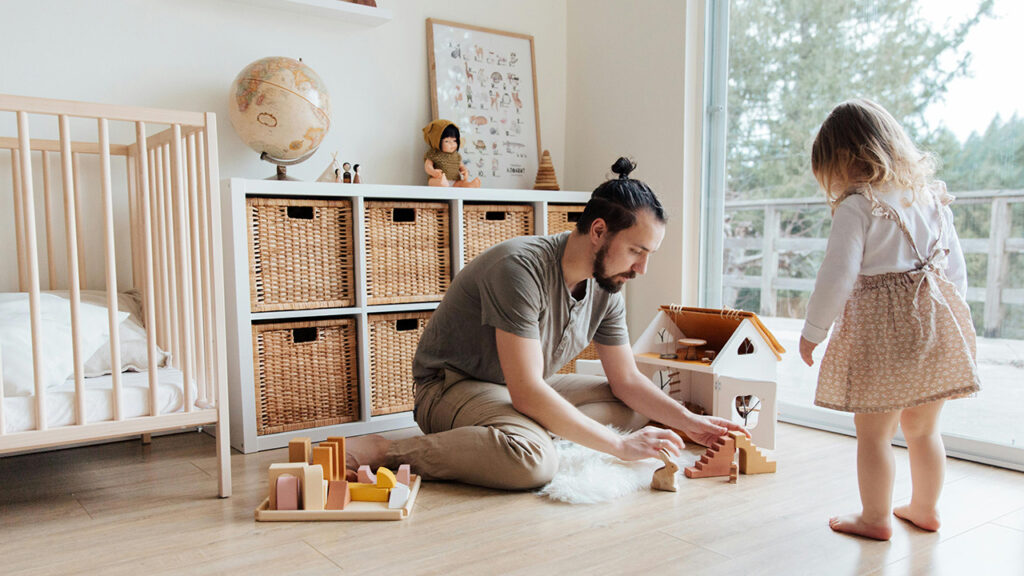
[348,482,390,502]
[375,467,397,489]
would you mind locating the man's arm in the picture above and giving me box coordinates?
[496,329,683,460]
[597,341,748,447]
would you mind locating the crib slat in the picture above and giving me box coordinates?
[11,150,27,292]
[0,347,6,436]
[42,151,57,290]
[128,154,140,292]
[135,122,161,414]
[196,131,215,403]
[17,112,47,431]
[149,147,166,352]
[72,152,87,289]
[59,115,87,424]
[186,132,208,403]
[161,144,180,367]
[170,127,194,413]
[98,118,123,421]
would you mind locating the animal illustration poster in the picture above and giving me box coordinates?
[428,19,541,190]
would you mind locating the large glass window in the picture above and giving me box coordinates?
[704,0,1023,468]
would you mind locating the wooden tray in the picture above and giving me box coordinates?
[254,474,421,521]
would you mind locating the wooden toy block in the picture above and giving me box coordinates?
[388,482,411,509]
[730,431,777,474]
[312,446,336,483]
[268,462,308,510]
[684,434,736,479]
[357,465,375,484]
[276,475,300,510]
[375,467,397,489]
[326,480,352,510]
[289,437,312,464]
[651,448,679,492]
[348,482,389,502]
[303,464,326,511]
[321,439,345,481]
[728,463,738,484]
[397,464,411,486]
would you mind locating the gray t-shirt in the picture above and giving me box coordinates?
[412,232,630,385]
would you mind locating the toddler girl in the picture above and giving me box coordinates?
[800,98,981,540]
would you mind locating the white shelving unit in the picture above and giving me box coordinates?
[222,178,591,452]
[243,0,393,26]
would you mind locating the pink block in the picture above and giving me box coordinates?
[357,465,375,484]
[276,474,300,510]
[397,464,411,486]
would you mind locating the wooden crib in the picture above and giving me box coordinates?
[0,94,231,497]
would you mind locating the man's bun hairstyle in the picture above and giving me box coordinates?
[576,157,666,235]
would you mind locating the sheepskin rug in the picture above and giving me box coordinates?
[537,435,698,504]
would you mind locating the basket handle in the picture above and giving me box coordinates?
[392,208,416,223]
[292,327,319,344]
[286,206,315,220]
[484,211,507,221]
[395,318,419,331]
[566,211,582,223]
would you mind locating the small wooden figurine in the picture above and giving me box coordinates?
[651,448,679,492]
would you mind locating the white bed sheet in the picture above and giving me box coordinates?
[2,368,197,434]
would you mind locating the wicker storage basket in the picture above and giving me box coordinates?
[368,310,433,416]
[365,201,450,305]
[252,318,360,435]
[248,197,355,312]
[462,203,534,264]
[557,341,600,374]
[547,204,586,235]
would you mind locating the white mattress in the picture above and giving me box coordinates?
[2,368,197,434]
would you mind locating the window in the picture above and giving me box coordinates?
[703,0,1024,469]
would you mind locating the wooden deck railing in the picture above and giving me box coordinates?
[723,189,1024,337]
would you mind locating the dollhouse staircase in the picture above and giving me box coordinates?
[684,434,736,478]
[731,431,777,474]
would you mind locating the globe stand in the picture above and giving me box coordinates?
[260,150,317,181]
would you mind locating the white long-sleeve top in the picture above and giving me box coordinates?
[801,186,967,344]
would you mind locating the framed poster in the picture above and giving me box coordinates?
[427,18,541,189]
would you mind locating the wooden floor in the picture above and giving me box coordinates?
[1,423,1022,576]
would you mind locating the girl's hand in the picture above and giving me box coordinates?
[799,336,817,366]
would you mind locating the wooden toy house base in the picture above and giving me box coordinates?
[255,475,422,521]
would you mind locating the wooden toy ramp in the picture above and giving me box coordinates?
[730,431,777,474]
[684,434,736,478]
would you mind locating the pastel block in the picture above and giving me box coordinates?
[396,464,411,486]
[319,440,343,481]
[268,462,307,510]
[303,464,325,511]
[312,446,336,482]
[348,482,389,502]
[388,482,410,509]
[288,437,312,464]
[325,436,347,479]
[357,465,375,484]
[326,480,351,510]
[275,475,300,510]
[375,467,397,489]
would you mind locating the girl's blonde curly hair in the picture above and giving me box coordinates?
[811,98,948,212]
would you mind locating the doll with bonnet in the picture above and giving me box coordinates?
[422,119,481,187]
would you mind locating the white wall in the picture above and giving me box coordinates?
[564,0,701,337]
[0,0,568,291]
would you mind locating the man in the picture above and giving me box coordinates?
[348,158,745,489]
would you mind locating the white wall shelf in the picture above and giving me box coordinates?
[223,178,591,453]
[244,0,393,27]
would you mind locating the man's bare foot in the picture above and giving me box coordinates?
[828,514,893,541]
[344,434,392,480]
[893,505,941,532]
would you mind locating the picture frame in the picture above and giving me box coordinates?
[427,18,541,190]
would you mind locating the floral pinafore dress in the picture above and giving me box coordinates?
[814,198,982,413]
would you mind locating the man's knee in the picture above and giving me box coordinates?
[494,432,559,490]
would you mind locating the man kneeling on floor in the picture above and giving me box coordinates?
[347,157,747,489]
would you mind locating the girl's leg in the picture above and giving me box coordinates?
[830,411,900,540]
[893,399,946,531]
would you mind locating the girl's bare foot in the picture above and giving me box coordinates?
[893,505,941,531]
[828,514,893,541]
[344,434,391,480]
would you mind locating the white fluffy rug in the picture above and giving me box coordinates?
[537,436,698,504]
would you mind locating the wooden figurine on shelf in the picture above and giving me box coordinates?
[422,119,481,187]
[353,163,361,183]
[650,448,679,492]
[342,162,353,183]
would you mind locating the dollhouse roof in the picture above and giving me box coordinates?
[658,306,786,360]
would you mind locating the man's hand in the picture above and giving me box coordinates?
[615,426,685,461]
[799,336,817,366]
[681,414,749,448]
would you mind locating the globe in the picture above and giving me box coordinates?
[228,56,331,164]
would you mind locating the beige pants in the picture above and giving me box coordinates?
[383,370,648,490]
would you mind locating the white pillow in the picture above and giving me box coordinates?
[0,293,128,397]
[84,318,171,377]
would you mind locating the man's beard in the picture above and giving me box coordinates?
[593,242,636,293]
